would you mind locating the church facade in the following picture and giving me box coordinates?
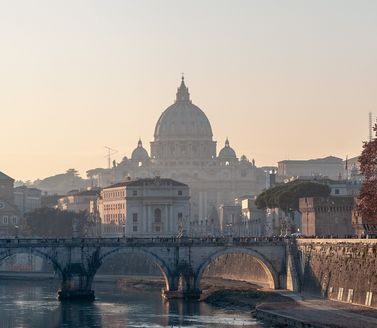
[88,78,266,232]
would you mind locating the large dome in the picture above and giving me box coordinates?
[154,78,213,141]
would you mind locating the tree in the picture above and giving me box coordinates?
[255,181,330,235]
[22,207,89,238]
[357,124,377,222]
[66,168,79,176]
[255,181,331,212]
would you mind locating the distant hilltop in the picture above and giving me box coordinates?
[16,169,90,195]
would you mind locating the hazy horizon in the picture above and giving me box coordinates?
[1,1,376,181]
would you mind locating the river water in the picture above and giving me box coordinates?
[0,279,267,328]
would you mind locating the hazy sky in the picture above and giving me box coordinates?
[1,0,376,181]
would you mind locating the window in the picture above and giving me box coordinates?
[3,216,8,224]
[133,213,138,222]
[335,189,340,195]
[133,226,138,232]
[154,208,161,223]
[178,212,183,219]
[12,216,17,224]
[178,190,183,196]
[155,226,160,232]
[132,190,137,196]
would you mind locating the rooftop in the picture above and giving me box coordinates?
[0,171,14,181]
[67,188,101,196]
[104,177,187,190]
[14,185,42,193]
[278,156,343,164]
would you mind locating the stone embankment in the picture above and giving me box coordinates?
[256,294,377,328]
[297,239,377,308]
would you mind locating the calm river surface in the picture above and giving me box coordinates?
[0,279,267,328]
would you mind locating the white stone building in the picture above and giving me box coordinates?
[98,182,127,237]
[87,78,266,229]
[14,186,42,214]
[240,197,266,237]
[277,156,345,180]
[98,177,190,237]
[124,177,190,237]
[57,189,100,213]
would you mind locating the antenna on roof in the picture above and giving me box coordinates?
[104,146,118,169]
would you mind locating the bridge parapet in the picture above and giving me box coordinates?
[0,237,286,248]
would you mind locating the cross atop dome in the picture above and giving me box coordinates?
[176,75,191,103]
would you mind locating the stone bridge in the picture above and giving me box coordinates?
[0,237,294,301]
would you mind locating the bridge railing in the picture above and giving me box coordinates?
[0,236,287,247]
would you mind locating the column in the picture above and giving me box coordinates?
[170,205,174,233]
[204,191,208,220]
[165,204,169,234]
[143,205,147,234]
[199,191,203,223]
[125,212,129,236]
[148,205,153,232]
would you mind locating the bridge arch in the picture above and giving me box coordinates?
[194,247,279,290]
[96,248,172,291]
[0,247,63,275]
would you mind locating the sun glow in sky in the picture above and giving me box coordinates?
[1,0,376,181]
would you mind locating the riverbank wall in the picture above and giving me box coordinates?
[297,239,377,308]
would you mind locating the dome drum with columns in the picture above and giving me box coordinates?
[89,77,265,227]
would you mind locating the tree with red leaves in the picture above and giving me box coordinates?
[357,124,377,223]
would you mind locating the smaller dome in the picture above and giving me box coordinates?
[131,139,150,161]
[218,138,237,159]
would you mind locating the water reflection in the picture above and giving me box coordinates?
[60,302,102,328]
[0,279,263,328]
[0,280,61,328]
